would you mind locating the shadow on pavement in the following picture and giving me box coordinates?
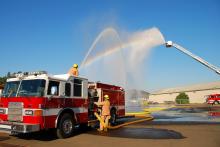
[88,127,185,139]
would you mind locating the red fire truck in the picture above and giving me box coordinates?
[206,94,220,105]
[0,71,125,138]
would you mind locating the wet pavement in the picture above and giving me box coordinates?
[152,106,220,124]
[127,104,220,124]
[88,127,185,139]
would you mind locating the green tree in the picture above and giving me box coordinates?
[175,92,190,104]
[0,74,8,85]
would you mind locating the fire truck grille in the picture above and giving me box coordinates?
[8,102,23,122]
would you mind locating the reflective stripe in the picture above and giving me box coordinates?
[43,108,88,116]
[1,107,88,117]
[0,124,11,129]
[43,108,61,116]
[72,107,88,114]
[23,108,88,116]
[1,107,91,115]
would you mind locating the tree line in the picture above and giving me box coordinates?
[0,76,7,85]
[0,72,11,85]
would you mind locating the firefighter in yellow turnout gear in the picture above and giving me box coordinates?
[94,95,111,131]
[68,64,79,76]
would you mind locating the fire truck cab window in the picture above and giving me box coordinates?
[65,83,71,97]
[47,81,59,96]
[74,79,82,97]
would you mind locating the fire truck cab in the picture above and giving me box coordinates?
[0,71,125,138]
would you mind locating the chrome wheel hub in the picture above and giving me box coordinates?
[63,119,73,134]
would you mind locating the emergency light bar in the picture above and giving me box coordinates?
[27,71,47,76]
[8,71,47,78]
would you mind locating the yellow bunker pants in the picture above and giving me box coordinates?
[100,115,110,130]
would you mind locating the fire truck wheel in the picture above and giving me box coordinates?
[214,101,219,105]
[56,113,75,139]
[110,109,117,125]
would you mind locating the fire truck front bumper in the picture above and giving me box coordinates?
[0,121,40,133]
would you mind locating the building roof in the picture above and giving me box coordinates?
[151,81,220,95]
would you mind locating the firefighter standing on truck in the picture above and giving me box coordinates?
[95,94,111,131]
[68,64,79,76]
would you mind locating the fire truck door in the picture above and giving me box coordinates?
[44,80,65,128]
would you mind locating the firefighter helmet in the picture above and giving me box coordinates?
[73,64,78,68]
[104,94,109,100]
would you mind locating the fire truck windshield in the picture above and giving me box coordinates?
[2,79,46,97]
[17,79,46,97]
[2,81,20,97]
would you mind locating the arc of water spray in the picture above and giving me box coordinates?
[80,27,165,69]
[80,27,124,70]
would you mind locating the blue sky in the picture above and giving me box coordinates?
[0,0,220,91]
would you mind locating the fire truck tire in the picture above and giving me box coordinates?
[110,109,117,125]
[56,113,75,139]
[214,101,219,105]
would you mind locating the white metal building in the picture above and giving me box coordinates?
[149,81,220,103]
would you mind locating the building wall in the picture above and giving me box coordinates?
[149,89,220,103]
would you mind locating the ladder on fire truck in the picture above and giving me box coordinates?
[165,41,220,75]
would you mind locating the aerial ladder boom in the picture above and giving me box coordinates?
[165,41,220,75]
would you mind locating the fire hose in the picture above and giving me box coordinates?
[93,112,154,130]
